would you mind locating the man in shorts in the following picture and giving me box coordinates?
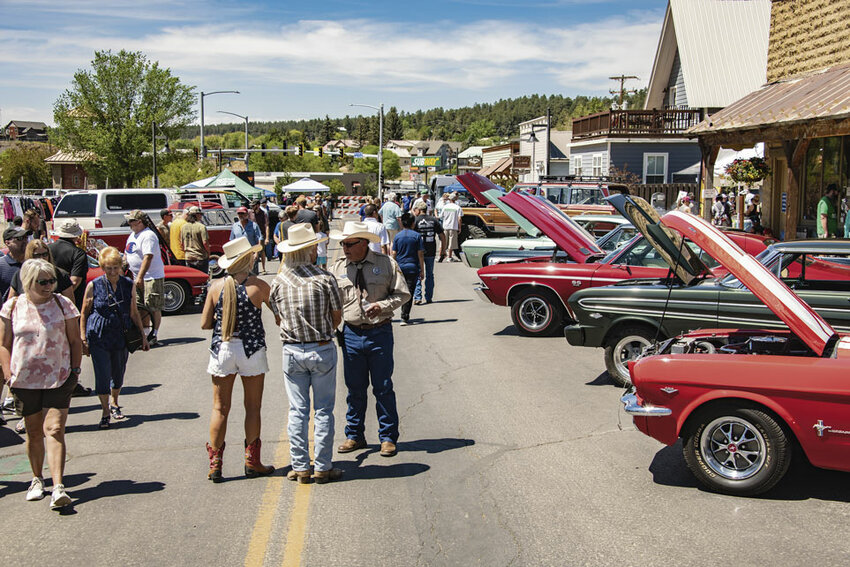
[124,210,165,346]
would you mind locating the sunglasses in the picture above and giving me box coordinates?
[32,251,49,259]
[341,239,365,248]
[36,277,57,286]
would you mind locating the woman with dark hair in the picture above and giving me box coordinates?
[0,259,82,509]
[80,246,149,429]
[200,237,275,482]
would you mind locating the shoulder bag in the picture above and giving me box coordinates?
[105,278,144,353]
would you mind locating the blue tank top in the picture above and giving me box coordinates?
[210,280,266,358]
[86,275,134,350]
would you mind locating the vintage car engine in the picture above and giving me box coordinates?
[645,333,813,358]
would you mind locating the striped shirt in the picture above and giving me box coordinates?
[269,263,342,343]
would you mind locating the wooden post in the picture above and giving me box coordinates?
[698,140,719,221]
[783,139,810,239]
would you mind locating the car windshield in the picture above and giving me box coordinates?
[606,236,724,270]
[55,194,97,217]
[596,225,637,252]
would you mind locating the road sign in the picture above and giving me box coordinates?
[412,156,442,168]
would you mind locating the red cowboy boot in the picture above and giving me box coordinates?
[206,442,225,483]
[244,439,274,477]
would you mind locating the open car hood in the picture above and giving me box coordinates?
[607,194,710,284]
[456,172,503,206]
[661,211,837,356]
[480,189,542,237]
[500,191,602,262]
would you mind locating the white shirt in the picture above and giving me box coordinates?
[125,227,165,280]
[435,197,448,218]
[440,202,462,231]
[363,217,390,253]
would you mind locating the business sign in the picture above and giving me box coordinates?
[512,155,530,169]
[411,156,442,168]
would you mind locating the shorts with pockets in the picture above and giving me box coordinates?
[11,375,78,417]
[207,339,269,377]
[137,278,165,312]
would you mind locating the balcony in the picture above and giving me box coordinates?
[572,109,703,140]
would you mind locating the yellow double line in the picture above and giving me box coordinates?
[244,430,313,567]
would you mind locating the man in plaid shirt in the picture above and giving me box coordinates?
[269,224,343,484]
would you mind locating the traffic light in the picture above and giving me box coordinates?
[317,146,324,157]
[261,142,266,156]
[297,143,304,157]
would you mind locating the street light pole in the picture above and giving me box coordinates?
[200,90,239,158]
[350,102,384,198]
[526,124,548,183]
[152,122,158,188]
[217,110,249,169]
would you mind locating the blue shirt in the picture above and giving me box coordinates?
[379,201,402,231]
[392,229,424,274]
[230,221,262,245]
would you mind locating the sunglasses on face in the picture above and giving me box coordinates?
[32,251,49,258]
[341,239,365,248]
[36,278,57,286]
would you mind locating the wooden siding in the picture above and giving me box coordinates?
[768,0,850,82]
[609,141,701,183]
[665,50,688,108]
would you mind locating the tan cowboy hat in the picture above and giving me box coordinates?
[217,237,262,270]
[328,221,380,243]
[278,223,328,253]
[54,219,83,238]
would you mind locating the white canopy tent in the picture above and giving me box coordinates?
[281,177,329,193]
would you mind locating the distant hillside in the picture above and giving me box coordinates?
[182,90,646,146]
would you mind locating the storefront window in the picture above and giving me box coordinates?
[801,135,848,231]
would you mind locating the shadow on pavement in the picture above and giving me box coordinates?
[120,383,162,395]
[585,372,615,387]
[0,426,25,447]
[154,336,205,347]
[493,326,520,337]
[408,318,458,325]
[337,462,429,481]
[62,478,166,511]
[398,438,475,453]
[428,299,472,304]
[65,412,200,433]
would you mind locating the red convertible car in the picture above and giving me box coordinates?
[457,175,773,337]
[622,211,850,496]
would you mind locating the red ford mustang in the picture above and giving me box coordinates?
[622,211,850,496]
[456,174,773,337]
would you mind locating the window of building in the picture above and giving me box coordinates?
[592,154,603,177]
[643,153,667,184]
[801,135,849,233]
[573,156,583,176]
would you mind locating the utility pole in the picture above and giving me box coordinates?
[609,75,639,107]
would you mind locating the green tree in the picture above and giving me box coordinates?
[322,178,346,195]
[352,146,401,180]
[52,49,196,187]
[0,143,55,189]
[385,107,403,140]
[150,155,218,188]
[321,115,334,144]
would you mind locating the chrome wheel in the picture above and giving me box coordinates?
[699,416,767,480]
[517,296,551,332]
[162,280,187,314]
[612,334,651,382]
[208,255,222,278]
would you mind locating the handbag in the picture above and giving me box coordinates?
[105,279,145,353]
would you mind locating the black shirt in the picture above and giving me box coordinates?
[0,255,22,301]
[414,215,445,257]
[49,238,89,308]
[10,266,74,297]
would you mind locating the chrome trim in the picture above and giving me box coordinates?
[473,283,490,302]
[505,281,569,313]
[621,393,672,417]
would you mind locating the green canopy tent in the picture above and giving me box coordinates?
[186,168,265,200]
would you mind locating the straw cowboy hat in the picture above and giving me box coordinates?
[278,223,328,253]
[328,221,380,243]
[217,237,262,270]
[54,219,83,238]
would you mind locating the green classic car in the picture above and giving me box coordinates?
[564,195,850,386]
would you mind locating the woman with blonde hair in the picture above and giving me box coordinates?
[80,247,149,429]
[200,237,275,482]
[0,259,82,509]
[9,239,75,302]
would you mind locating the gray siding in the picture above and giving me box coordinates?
[571,142,608,175]
[609,141,701,183]
[665,50,688,107]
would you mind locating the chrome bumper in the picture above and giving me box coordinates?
[473,282,490,302]
[621,393,672,417]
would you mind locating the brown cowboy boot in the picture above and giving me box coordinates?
[244,439,275,477]
[206,442,225,483]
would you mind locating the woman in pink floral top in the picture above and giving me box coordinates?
[0,259,82,510]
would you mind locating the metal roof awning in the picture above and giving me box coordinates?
[477,156,512,178]
[689,63,850,141]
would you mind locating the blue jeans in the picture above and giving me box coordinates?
[89,342,129,395]
[342,324,398,443]
[282,342,337,472]
[414,255,436,302]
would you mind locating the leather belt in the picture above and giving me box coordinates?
[283,340,332,346]
[347,319,391,330]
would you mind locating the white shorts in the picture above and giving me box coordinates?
[207,339,269,377]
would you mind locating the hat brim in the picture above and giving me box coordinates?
[277,235,329,254]
[53,228,82,238]
[328,229,381,243]
[217,243,263,270]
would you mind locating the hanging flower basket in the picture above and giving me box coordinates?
[724,157,771,187]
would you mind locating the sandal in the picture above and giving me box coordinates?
[15,418,25,434]
[99,415,110,429]
[110,406,125,420]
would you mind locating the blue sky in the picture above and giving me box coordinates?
[0,0,667,127]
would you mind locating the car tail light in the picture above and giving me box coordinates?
[95,219,103,228]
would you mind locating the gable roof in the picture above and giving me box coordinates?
[645,0,771,110]
[5,120,48,131]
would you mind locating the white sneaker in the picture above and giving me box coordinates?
[26,477,45,501]
[50,484,72,509]
[399,320,409,326]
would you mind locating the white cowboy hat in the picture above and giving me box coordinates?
[278,223,328,253]
[217,237,262,270]
[328,221,380,243]
[54,219,83,238]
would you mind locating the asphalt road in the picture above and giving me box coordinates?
[1,242,848,566]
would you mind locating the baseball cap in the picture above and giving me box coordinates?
[237,206,249,214]
[124,209,147,222]
[3,226,30,241]
[187,206,202,215]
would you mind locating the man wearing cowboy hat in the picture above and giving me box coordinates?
[329,221,410,458]
[49,219,88,309]
[269,224,343,483]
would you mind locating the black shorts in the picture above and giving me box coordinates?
[11,375,78,417]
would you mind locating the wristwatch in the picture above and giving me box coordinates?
[69,367,82,375]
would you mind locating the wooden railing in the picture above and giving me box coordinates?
[572,109,702,139]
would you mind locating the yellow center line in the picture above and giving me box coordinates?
[281,484,311,567]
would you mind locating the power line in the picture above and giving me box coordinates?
[609,75,639,106]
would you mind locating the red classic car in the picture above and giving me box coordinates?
[457,175,773,337]
[622,211,850,496]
